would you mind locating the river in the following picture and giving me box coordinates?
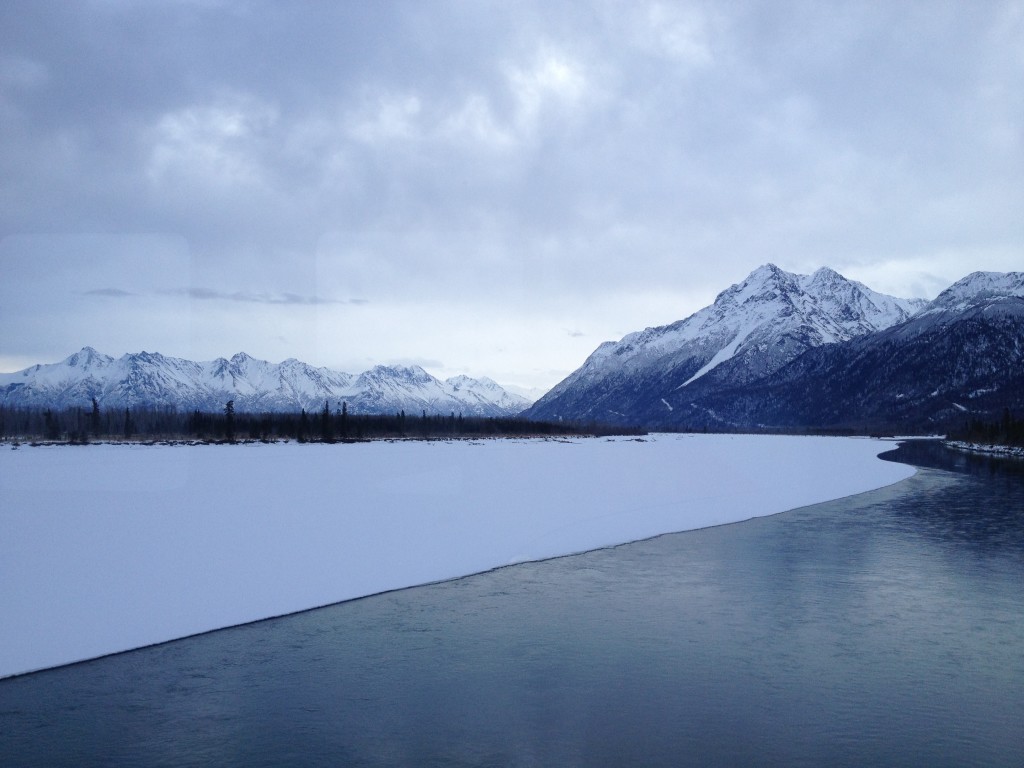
[1,440,1021,766]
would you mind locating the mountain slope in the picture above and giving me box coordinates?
[0,350,531,417]
[698,271,1024,430]
[524,264,925,426]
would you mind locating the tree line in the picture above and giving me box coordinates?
[948,409,1024,447]
[0,400,642,443]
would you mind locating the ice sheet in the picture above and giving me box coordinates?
[0,434,914,678]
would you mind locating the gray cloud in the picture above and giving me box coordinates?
[1,1,1021,388]
[180,288,365,306]
[84,288,136,298]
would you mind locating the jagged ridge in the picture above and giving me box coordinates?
[524,264,926,426]
[701,270,1024,430]
[0,350,531,417]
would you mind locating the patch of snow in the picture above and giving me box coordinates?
[661,398,673,411]
[496,383,547,405]
[0,434,914,678]
[678,332,747,387]
[946,440,1024,459]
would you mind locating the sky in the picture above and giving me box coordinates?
[1,1,1021,393]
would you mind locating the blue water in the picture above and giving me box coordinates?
[1,441,1022,766]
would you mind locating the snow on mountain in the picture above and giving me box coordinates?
[0,351,529,417]
[501,384,546,404]
[345,365,443,414]
[661,264,925,386]
[205,352,355,412]
[918,270,1024,316]
[526,264,1022,431]
[799,267,928,333]
[443,374,532,412]
[335,366,533,417]
[525,264,925,425]
[701,270,1024,431]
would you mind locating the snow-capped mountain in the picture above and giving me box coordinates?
[342,365,531,417]
[916,270,1024,317]
[702,269,1024,431]
[0,350,531,417]
[525,264,926,426]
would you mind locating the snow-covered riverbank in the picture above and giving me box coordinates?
[944,440,1024,459]
[0,434,914,678]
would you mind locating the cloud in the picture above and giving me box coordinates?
[179,288,366,306]
[0,55,48,92]
[0,1,1020,388]
[504,47,589,135]
[635,2,716,67]
[439,93,515,148]
[146,97,279,191]
[84,288,135,298]
[346,91,422,145]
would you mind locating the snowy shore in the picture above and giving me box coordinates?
[944,440,1024,460]
[0,434,914,678]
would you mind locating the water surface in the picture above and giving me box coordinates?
[1,441,1022,766]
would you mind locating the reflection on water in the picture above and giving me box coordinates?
[2,440,1023,766]
[884,438,1024,481]
[882,441,1024,550]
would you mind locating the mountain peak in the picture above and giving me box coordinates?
[720,263,799,307]
[128,350,166,365]
[1,350,526,418]
[65,346,109,368]
[808,266,844,283]
[743,263,792,288]
[752,262,786,277]
[446,374,500,390]
[928,271,1024,312]
[365,363,427,377]
[525,263,930,425]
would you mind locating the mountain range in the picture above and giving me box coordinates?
[0,350,531,418]
[524,265,1024,432]
[5,265,1021,433]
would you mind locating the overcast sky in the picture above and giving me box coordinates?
[1,1,1021,392]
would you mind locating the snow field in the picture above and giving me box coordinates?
[0,434,914,678]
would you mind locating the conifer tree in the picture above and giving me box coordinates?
[90,397,101,437]
[44,408,59,441]
[224,400,236,442]
[320,399,333,442]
